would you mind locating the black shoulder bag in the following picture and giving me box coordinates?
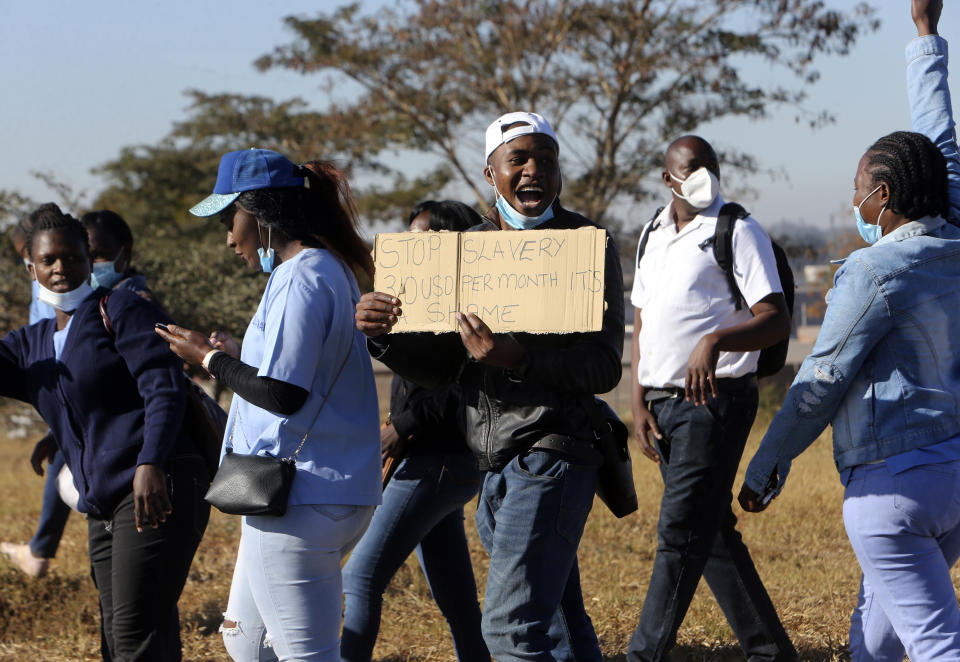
[581,395,638,518]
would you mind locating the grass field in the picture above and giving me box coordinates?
[0,398,944,661]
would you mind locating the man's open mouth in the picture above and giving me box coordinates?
[516,185,544,210]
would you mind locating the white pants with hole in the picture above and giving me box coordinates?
[221,504,374,662]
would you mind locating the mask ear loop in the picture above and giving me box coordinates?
[485,166,502,200]
[257,223,271,254]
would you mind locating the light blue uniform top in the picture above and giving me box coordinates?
[223,248,382,507]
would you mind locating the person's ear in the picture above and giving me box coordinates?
[27,262,36,282]
[878,181,892,206]
[661,170,673,188]
[483,164,495,187]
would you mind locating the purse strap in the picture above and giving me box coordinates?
[286,337,353,461]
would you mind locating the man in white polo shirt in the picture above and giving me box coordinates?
[627,136,796,662]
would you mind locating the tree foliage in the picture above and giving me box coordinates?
[1,0,878,340]
[253,0,878,223]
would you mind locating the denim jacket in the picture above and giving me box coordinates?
[745,35,960,494]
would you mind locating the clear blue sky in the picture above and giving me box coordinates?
[1,1,957,233]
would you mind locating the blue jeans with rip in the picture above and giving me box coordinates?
[341,452,488,662]
[844,460,960,662]
[628,390,796,662]
[31,446,71,559]
[475,449,602,662]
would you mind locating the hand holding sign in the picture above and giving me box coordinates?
[456,312,525,369]
[355,292,402,337]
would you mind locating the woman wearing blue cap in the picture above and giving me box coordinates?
[158,149,381,661]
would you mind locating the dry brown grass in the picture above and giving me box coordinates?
[0,399,931,661]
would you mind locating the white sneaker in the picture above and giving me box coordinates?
[0,542,50,578]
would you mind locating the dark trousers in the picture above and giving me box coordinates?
[30,446,71,558]
[88,456,210,662]
[627,388,796,662]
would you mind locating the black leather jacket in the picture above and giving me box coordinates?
[369,205,625,471]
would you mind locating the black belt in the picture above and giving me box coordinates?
[531,435,603,466]
[644,374,757,402]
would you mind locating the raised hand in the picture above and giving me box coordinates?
[912,0,942,36]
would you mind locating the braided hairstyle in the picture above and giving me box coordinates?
[235,161,374,284]
[25,203,89,259]
[407,200,482,232]
[865,131,949,220]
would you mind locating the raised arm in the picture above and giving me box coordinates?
[907,0,959,222]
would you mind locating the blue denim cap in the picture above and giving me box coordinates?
[189,148,306,217]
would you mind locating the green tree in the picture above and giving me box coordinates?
[82,0,878,337]
[252,0,878,223]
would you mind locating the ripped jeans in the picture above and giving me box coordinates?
[221,504,374,662]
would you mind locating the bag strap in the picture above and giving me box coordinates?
[713,202,749,311]
[635,206,664,268]
[99,295,115,336]
[285,338,353,462]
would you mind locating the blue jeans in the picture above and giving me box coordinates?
[30,445,71,559]
[341,453,488,662]
[628,390,796,662]
[475,449,601,662]
[844,461,960,661]
[222,503,374,662]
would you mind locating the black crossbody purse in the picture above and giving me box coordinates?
[204,339,353,517]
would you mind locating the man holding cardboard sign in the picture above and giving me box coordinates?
[356,112,624,661]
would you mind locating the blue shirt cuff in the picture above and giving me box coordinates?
[906,34,948,62]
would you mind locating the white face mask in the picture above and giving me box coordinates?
[669,167,720,210]
[36,280,94,312]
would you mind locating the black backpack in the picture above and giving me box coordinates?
[636,202,794,378]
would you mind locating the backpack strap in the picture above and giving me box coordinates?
[98,295,114,337]
[714,202,749,311]
[635,206,665,268]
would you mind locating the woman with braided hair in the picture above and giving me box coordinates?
[157,148,381,661]
[738,1,960,660]
[0,203,210,659]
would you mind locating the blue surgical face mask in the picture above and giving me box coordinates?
[90,257,124,289]
[853,185,885,245]
[258,225,275,273]
[488,170,556,230]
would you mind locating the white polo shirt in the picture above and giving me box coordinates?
[631,196,782,388]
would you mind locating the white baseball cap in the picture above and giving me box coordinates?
[484,111,559,162]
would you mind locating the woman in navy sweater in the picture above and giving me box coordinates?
[0,204,209,661]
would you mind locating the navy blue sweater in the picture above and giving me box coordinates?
[0,288,192,519]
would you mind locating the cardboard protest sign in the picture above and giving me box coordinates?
[371,231,460,333]
[373,228,606,333]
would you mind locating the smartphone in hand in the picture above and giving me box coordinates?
[759,468,779,506]
[154,323,170,332]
